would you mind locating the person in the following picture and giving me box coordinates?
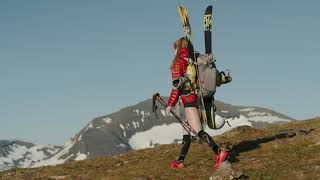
[166,37,228,169]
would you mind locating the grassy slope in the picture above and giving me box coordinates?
[1,118,320,180]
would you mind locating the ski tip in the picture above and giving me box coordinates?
[178,5,184,12]
[205,5,213,12]
[178,4,185,9]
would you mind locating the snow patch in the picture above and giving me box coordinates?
[239,108,255,112]
[33,139,76,167]
[141,111,145,122]
[126,123,130,128]
[132,121,140,129]
[248,111,272,117]
[102,117,112,124]
[119,124,125,130]
[77,134,82,142]
[128,115,253,150]
[249,116,291,123]
[117,143,127,148]
[0,143,61,171]
[74,152,87,161]
[84,122,93,131]
[128,123,182,149]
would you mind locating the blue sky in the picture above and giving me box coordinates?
[0,0,319,145]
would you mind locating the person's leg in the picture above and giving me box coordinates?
[177,134,191,162]
[185,107,202,132]
[171,119,191,169]
[185,107,219,154]
[185,106,228,169]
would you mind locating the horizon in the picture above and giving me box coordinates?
[1,0,319,145]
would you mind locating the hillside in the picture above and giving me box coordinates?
[0,98,294,171]
[1,118,319,180]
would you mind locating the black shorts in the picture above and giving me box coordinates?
[184,101,198,108]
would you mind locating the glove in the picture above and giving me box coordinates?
[218,69,232,86]
[223,69,232,83]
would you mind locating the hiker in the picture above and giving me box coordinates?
[166,37,228,169]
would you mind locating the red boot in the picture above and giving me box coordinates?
[214,153,220,162]
[214,150,228,169]
[170,160,184,169]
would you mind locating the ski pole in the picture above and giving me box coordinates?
[152,93,200,138]
[154,94,198,137]
[153,93,192,132]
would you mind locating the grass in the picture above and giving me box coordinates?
[1,118,320,180]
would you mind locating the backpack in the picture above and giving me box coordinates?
[196,53,226,129]
[196,53,217,97]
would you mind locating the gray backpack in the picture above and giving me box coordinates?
[196,53,228,130]
[196,53,218,97]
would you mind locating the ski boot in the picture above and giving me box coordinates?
[213,153,220,163]
[170,160,184,169]
[214,150,229,169]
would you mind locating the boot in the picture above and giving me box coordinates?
[170,160,184,169]
[214,150,228,169]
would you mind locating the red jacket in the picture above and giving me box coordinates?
[167,48,197,107]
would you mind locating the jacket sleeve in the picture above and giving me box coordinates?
[167,48,189,107]
[167,88,180,107]
[167,60,182,107]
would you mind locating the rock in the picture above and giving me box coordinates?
[209,161,247,180]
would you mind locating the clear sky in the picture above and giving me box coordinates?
[1,0,319,145]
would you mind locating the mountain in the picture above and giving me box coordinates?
[0,140,61,171]
[1,118,319,179]
[32,98,294,168]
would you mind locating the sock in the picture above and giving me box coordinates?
[177,134,191,162]
[198,130,219,154]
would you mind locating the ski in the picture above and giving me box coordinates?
[178,5,192,38]
[204,5,213,55]
[178,5,196,62]
[202,5,226,130]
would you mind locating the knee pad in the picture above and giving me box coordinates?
[198,130,207,138]
[183,134,191,142]
[198,130,211,143]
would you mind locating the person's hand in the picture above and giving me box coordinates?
[166,106,172,114]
